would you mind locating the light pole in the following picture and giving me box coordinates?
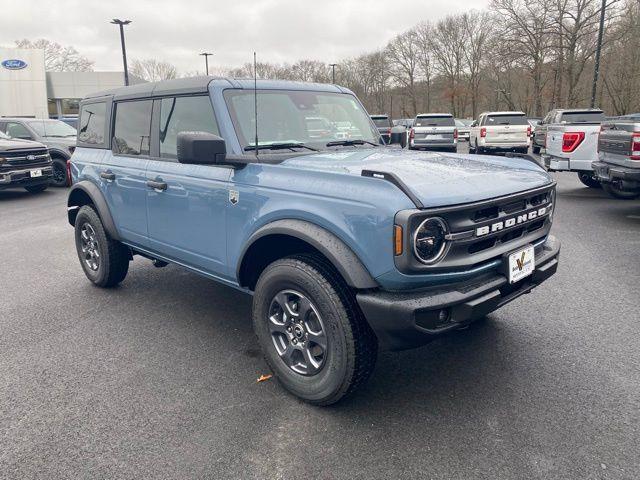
[329,63,337,84]
[200,52,213,76]
[111,19,131,86]
[590,0,606,108]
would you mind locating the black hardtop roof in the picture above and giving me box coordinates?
[83,76,216,101]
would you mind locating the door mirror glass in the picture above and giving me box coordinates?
[177,131,226,164]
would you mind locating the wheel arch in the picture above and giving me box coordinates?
[48,148,71,160]
[67,180,120,240]
[237,219,379,291]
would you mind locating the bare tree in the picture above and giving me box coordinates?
[431,15,468,116]
[130,59,178,82]
[415,22,435,112]
[463,12,493,117]
[14,39,94,71]
[386,29,420,115]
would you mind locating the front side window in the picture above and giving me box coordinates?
[78,102,106,145]
[371,116,391,128]
[224,89,379,151]
[6,122,32,140]
[113,100,153,156]
[159,96,219,159]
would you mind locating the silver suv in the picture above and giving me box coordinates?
[0,118,77,187]
[409,114,457,152]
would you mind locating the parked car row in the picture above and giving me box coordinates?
[0,118,77,192]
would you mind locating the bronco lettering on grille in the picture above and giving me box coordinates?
[475,205,550,237]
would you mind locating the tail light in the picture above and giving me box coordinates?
[630,133,640,160]
[562,131,585,153]
[527,125,532,137]
[409,128,415,140]
[597,125,602,153]
[453,129,458,139]
[480,127,486,138]
[66,159,72,185]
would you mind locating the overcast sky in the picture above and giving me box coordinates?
[1,0,488,74]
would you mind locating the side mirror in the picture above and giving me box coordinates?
[177,131,226,164]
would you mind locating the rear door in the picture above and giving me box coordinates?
[483,114,529,144]
[145,95,231,277]
[101,99,153,247]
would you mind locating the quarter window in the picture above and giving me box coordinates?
[159,96,219,159]
[78,102,107,145]
[113,100,153,156]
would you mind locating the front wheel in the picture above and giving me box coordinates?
[50,158,69,187]
[602,183,640,200]
[74,205,130,287]
[577,172,602,189]
[252,254,377,405]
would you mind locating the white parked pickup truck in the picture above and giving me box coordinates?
[469,111,530,155]
[540,109,605,188]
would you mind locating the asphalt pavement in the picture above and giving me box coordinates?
[1,153,639,479]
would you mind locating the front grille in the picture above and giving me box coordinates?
[1,149,50,172]
[395,184,555,274]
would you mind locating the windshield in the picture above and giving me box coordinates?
[485,114,528,126]
[415,116,455,127]
[224,90,380,150]
[559,111,604,123]
[27,120,77,137]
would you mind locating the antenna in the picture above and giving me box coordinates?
[253,52,259,158]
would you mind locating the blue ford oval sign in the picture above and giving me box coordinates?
[2,59,28,70]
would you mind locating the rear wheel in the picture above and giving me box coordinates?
[252,254,377,405]
[577,172,602,189]
[24,184,48,194]
[74,205,130,287]
[602,183,640,200]
[532,145,541,154]
[50,158,69,187]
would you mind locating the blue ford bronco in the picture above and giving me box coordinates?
[67,78,560,405]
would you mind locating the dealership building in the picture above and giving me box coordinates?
[0,47,141,119]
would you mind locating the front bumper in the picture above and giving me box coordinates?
[593,161,640,190]
[0,166,53,190]
[357,235,560,350]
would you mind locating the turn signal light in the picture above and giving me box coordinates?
[394,225,403,256]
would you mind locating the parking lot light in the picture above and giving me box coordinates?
[111,19,132,86]
[200,52,213,76]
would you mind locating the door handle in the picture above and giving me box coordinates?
[146,179,168,191]
[100,171,115,181]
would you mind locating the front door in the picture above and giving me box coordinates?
[145,95,231,278]
[100,99,153,248]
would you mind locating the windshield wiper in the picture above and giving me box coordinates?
[244,142,318,152]
[326,139,378,147]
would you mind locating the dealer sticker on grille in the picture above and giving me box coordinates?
[508,245,535,284]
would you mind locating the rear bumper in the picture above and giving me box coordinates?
[0,166,53,190]
[357,235,560,350]
[411,140,457,148]
[593,161,640,190]
[480,143,529,151]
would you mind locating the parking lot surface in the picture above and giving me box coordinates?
[1,166,639,479]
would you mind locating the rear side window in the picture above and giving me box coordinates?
[113,100,153,156]
[559,111,604,123]
[485,114,528,126]
[415,116,455,127]
[78,102,106,146]
[159,96,219,159]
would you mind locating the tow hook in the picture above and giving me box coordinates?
[152,259,168,268]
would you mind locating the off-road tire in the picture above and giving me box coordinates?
[252,253,377,405]
[74,205,130,287]
[602,183,640,200]
[24,184,48,194]
[50,158,69,187]
[577,172,602,189]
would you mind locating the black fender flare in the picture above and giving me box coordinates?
[67,180,120,240]
[237,219,379,289]
[48,148,71,161]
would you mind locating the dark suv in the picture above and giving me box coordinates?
[0,131,52,193]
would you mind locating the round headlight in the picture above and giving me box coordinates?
[413,217,448,264]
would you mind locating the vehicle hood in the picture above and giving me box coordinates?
[0,138,47,152]
[280,148,552,208]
